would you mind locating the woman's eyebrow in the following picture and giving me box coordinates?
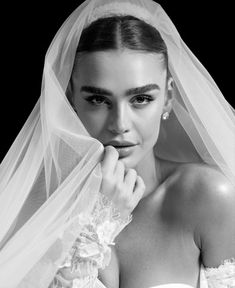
[80,84,160,96]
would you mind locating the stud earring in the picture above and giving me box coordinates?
[162,112,169,120]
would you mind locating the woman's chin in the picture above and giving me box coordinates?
[118,155,139,169]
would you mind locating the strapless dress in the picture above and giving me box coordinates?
[148,269,206,288]
[96,266,212,288]
[97,281,194,288]
[149,283,194,288]
[149,285,194,288]
[97,282,195,288]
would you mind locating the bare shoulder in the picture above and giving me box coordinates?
[178,163,235,265]
[173,162,235,202]
[161,162,235,242]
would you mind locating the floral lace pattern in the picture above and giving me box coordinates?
[49,193,132,288]
[202,259,235,288]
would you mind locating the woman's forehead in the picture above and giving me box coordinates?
[73,50,167,89]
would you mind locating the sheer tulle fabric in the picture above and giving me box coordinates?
[0,0,234,287]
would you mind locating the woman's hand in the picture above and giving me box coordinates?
[51,146,145,286]
[100,146,145,218]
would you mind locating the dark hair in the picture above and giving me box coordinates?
[76,15,168,68]
[68,16,169,105]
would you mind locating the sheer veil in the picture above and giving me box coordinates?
[0,0,234,287]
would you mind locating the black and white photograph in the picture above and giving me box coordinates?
[0,1,234,287]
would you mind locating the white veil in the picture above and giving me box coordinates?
[0,0,234,287]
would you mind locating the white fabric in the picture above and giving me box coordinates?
[49,193,132,288]
[149,285,193,288]
[201,259,235,288]
[0,0,235,287]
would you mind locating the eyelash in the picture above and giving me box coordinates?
[84,95,154,108]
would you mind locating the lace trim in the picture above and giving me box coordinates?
[204,258,235,288]
[49,193,132,288]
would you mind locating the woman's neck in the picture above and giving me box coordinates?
[135,149,162,198]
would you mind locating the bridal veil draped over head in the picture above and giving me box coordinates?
[0,0,234,287]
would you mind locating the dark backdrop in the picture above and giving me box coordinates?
[1,1,233,161]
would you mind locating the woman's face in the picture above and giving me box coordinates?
[71,49,170,168]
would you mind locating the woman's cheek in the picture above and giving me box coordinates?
[78,108,108,138]
[141,108,162,145]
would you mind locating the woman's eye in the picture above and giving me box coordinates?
[131,95,154,106]
[85,95,110,106]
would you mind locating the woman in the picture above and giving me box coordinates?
[0,0,234,287]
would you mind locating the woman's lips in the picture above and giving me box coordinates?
[104,140,138,158]
[113,145,137,158]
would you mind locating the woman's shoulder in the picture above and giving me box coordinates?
[172,162,234,202]
[163,160,234,200]
[160,160,235,236]
[172,163,235,265]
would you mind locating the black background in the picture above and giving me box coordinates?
[1,1,233,161]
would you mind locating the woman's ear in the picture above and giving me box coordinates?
[163,77,174,114]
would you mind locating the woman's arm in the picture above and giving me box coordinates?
[193,167,235,267]
[98,246,119,288]
[185,165,235,286]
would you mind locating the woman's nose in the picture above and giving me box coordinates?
[108,104,130,134]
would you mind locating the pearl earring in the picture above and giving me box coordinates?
[162,112,169,120]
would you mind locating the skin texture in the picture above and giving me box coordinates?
[70,49,173,197]
[68,49,235,287]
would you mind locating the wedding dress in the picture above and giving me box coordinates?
[48,192,234,288]
[149,260,235,288]
[0,0,234,287]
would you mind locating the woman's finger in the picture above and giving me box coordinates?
[131,175,145,208]
[101,146,119,174]
[124,168,138,194]
[114,160,125,184]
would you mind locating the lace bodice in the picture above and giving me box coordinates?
[149,261,235,288]
[201,259,235,288]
